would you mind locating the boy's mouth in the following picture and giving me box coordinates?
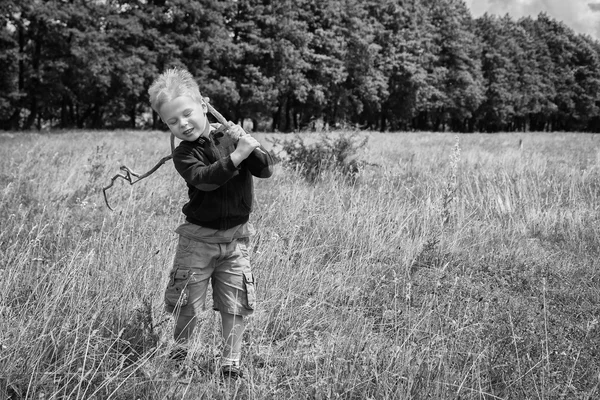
[182,128,194,136]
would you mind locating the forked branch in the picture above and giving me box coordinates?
[102,154,174,211]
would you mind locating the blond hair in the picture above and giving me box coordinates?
[148,68,203,113]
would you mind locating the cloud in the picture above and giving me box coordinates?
[463,0,600,38]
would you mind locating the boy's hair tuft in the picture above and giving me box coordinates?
[148,68,203,113]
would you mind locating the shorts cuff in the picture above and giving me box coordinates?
[213,305,254,317]
[165,304,200,317]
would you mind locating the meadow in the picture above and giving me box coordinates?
[0,129,599,399]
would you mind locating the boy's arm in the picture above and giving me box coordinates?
[243,145,274,178]
[224,124,273,178]
[173,145,238,191]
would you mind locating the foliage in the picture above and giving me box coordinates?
[2,1,600,132]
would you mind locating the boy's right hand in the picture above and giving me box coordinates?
[231,134,260,167]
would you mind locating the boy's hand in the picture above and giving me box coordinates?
[227,123,246,141]
[230,125,260,167]
[237,135,260,155]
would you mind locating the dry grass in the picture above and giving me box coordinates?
[1,130,599,399]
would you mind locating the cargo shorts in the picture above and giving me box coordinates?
[164,235,256,317]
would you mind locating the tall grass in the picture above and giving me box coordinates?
[1,130,599,399]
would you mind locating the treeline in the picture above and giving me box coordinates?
[2,0,600,133]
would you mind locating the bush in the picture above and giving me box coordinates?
[270,132,369,183]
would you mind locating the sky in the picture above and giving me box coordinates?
[463,0,600,39]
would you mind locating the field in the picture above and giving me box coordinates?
[1,130,599,399]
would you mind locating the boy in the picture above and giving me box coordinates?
[148,68,273,380]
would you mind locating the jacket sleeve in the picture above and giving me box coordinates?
[243,146,274,178]
[173,144,239,191]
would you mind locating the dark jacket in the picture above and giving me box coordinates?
[173,125,273,230]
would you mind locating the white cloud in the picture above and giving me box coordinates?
[463,0,600,38]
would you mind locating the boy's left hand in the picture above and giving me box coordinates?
[227,123,247,141]
[228,123,261,167]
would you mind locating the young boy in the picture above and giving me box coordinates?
[148,68,273,380]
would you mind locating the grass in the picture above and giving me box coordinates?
[0,129,599,399]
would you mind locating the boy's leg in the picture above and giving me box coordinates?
[165,235,219,361]
[212,238,255,377]
[169,314,197,363]
[174,314,198,343]
[220,312,245,367]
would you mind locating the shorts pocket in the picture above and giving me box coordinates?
[164,268,191,309]
[177,236,194,253]
[243,271,256,310]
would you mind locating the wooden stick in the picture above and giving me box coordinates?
[205,100,267,155]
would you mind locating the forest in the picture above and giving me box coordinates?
[2,0,600,133]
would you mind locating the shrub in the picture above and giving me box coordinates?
[270,132,369,183]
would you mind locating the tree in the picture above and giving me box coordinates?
[0,0,23,130]
[0,0,75,129]
[220,0,277,129]
[371,0,437,131]
[573,35,600,131]
[263,0,315,131]
[581,36,600,132]
[339,0,387,130]
[475,14,521,132]
[424,0,483,132]
[102,1,162,128]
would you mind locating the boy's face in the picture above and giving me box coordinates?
[159,96,209,142]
